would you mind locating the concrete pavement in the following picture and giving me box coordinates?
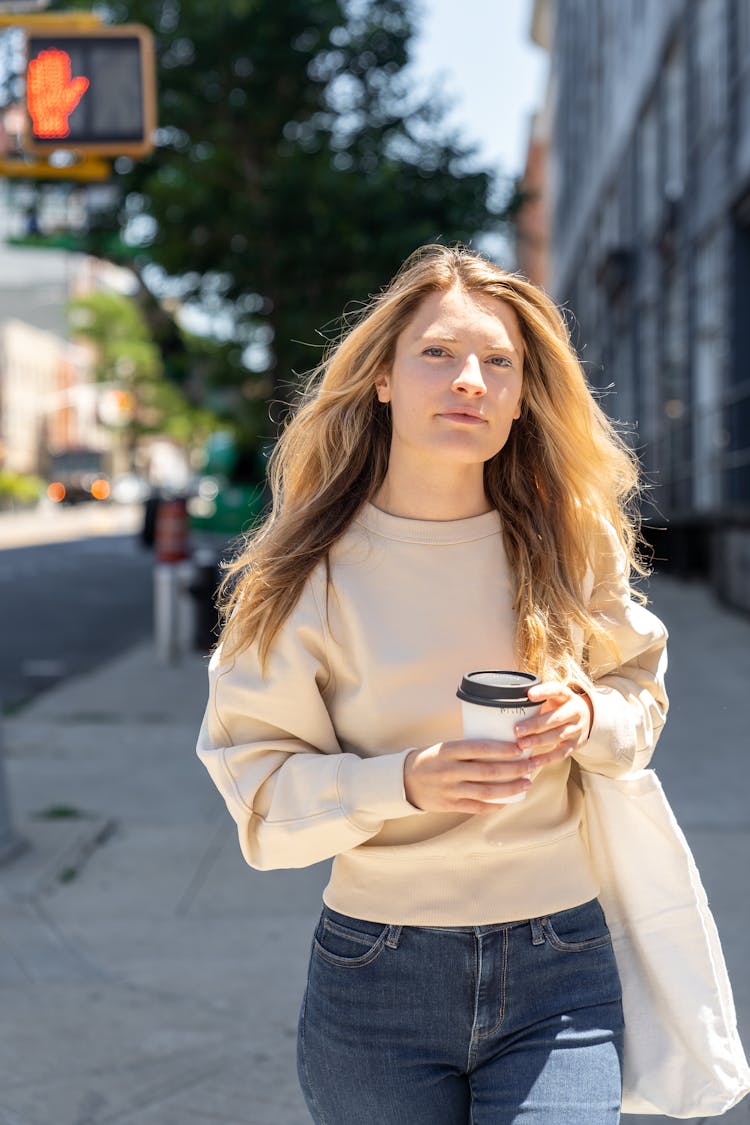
[0,574,748,1124]
[0,501,143,550]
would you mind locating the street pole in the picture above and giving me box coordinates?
[153,497,192,665]
[0,709,26,865]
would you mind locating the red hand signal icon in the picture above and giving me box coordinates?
[27,48,90,139]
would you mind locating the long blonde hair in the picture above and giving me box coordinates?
[218,244,647,678]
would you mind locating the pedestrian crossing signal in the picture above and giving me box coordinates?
[25,24,156,157]
[27,47,90,139]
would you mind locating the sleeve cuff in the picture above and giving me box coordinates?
[572,684,639,776]
[338,749,425,830]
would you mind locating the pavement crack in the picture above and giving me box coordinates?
[33,899,115,983]
[174,813,230,917]
[96,1046,251,1124]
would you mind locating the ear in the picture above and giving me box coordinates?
[374,372,391,404]
[513,394,522,421]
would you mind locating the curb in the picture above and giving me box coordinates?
[0,814,117,903]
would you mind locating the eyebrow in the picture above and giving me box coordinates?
[421,333,521,356]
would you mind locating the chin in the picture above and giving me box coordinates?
[435,436,503,462]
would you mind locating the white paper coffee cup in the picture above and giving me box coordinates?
[457,670,542,803]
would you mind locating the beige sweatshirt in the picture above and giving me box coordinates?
[196,503,668,926]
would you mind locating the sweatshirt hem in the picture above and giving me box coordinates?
[322,829,599,926]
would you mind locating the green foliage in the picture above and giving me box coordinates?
[0,470,44,508]
[67,289,162,384]
[68,0,511,442]
[66,289,223,447]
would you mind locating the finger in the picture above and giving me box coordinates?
[526,737,579,768]
[516,732,561,756]
[515,703,580,740]
[527,681,571,705]
[516,716,584,754]
[460,778,532,803]
[449,738,525,761]
[461,759,535,783]
[525,721,584,754]
[451,798,510,815]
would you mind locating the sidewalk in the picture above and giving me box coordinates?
[0,575,748,1125]
[0,502,143,550]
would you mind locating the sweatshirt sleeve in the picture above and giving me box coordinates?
[195,573,420,871]
[572,524,669,779]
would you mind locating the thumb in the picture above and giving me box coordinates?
[63,75,89,112]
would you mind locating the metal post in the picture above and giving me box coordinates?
[153,496,192,665]
[154,562,180,664]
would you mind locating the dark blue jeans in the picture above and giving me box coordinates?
[297,898,624,1124]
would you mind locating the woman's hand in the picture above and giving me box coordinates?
[403,739,534,814]
[514,681,594,768]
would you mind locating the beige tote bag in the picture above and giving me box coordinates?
[577,765,750,1118]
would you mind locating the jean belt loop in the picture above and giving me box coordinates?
[529,916,545,946]
[385,924,403,949]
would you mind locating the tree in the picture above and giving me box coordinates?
[66,289,221,461]
[74,0,512,442]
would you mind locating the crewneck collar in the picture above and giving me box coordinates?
[355,501,501,544]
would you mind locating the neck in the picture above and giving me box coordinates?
[372,464,492,521]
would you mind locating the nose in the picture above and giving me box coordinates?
[452,354,486,395]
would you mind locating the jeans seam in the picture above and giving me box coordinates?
[323,918,384,947]
[313,934,387,968]
[474,926,509,1042]
[542,917,613,953]
[298,985,329,1125]
[467,933,482,1070]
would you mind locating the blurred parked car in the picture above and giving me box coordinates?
[46,449,110,504]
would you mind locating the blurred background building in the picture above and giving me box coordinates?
[0,235,133,483]
[521,0,750,612]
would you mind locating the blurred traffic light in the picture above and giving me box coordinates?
[24,25,156,157]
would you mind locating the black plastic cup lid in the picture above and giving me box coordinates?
[456,670,540,707]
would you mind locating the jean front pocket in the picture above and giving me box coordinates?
[312,910,390,969]
[542,899,614,953]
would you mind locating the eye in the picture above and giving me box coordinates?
[488,355,513,367]
[422,346,449,358]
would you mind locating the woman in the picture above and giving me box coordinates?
[196,245,668,1124]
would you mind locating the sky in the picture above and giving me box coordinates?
[410,0,548,185]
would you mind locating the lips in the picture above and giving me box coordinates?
[438,412,486,424]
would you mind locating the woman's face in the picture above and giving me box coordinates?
[375,285,524,474]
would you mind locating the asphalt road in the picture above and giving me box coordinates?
[1,518,155,712]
